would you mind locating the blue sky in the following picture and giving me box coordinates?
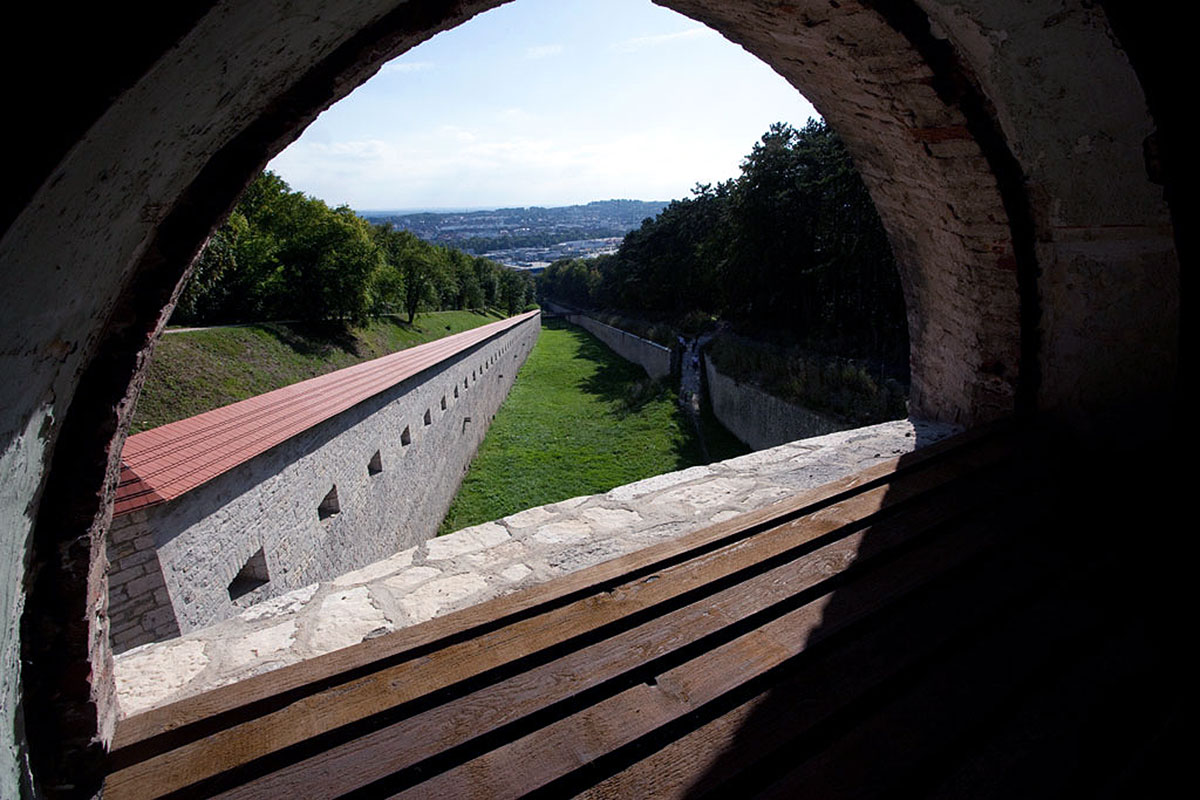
[267,0,819,211]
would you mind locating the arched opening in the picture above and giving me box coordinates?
[0,1,1179,795]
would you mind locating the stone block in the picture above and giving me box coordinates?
[226,622,297,670]
[502,506,556,529]
[426,523,510,560]
[332,549,415,587]
[124,574,165,600]
[239,583,319,622]
[531,519,593,545]
[499,564,532,583]
[382,566,441,593]
[397,573,489,625]
[108,566,145,588]
[114,639,209,716]
[308,587,391,653]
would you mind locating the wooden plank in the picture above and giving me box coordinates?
[215,472,1003,800]
[577,492,1062,799]
[106,435,1013,799]
[753,559,1109,800]
[113,424,1002,752]
[105,460,976,798]
[388,476,1023,800]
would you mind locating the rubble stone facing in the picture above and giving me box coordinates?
[114,419,957,716]
[107,315,539,653]
[559,313,673,380]
[704,358,847,450]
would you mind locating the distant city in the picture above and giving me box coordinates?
[361,199,668,270]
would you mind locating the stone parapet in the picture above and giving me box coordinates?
[114,418,958,716]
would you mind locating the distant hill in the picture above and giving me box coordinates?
[361,199,668,255]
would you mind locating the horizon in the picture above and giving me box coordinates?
[356,198,669,215]
[268,0,819,210]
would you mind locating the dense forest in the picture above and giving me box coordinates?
[537,120,907,376]
[175,172,536,327]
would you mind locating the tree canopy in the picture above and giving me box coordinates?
[175,172,535,326]
[538,120,907,373]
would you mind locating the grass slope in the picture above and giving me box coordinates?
[440,318,747,534]
[132,310,507,432]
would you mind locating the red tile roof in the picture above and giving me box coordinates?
[114,310,539,516]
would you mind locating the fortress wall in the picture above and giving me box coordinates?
[108,314,539,653]
[113,419,960,715]
[704,358,850,450]
[562,313,673,380]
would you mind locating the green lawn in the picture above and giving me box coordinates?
[439,318,747,534]
[132,310,508,432]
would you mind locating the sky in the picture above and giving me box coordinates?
[267,0,819,211]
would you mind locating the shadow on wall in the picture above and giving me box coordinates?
[669,430,1188,795]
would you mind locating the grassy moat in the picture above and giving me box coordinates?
[133,310,747,538]
[439,318,746,534]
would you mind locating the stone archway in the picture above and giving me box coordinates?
[0,1,1178,795]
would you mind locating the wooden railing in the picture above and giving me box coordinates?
[105,424,1162,798]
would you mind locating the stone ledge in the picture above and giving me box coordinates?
[113,418,958,716]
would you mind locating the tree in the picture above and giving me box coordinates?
[179,171,516,327]
[375,225,437,324]
[534,120,906,371]
[272,195,378,323]
[499,268,534,315]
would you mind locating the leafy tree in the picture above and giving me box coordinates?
[178,170,561,329]
[474,257,501,308]
[273,199,379,323]
[499,268,534,315]
[374,225,436,323]
[536,120,907,372]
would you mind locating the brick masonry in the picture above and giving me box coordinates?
[106,315,539,653]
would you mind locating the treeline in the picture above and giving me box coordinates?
[538,120,907,372]
[455,229,618,255]
[176,172,536,326]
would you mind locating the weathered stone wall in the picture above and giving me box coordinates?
[106,315,539,652]
[908,0,1179,430]
[704,359,849,450]
[562,313,673,380]
[113,418,959,715]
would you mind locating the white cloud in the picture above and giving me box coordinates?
[615,27,717,52]
[438,125,478,144]
[524,44,564,60]
[269,120,746,209]
[381,60,434,74]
